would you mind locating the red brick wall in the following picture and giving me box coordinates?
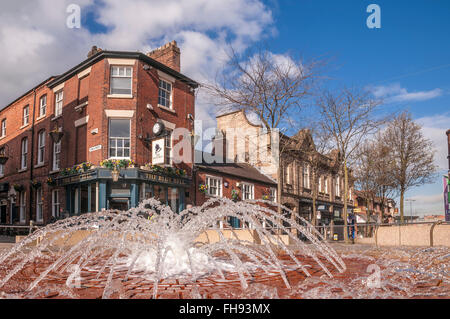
[0,53,196,225]
[194,170,276,206]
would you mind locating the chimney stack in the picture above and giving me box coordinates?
[147,40,181,73]
[87,46,102,58]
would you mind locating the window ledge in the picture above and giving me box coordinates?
[36,115,46,121]
[158,104,176,113]
[34,163,45,169]
[49,170,60,174]
[18,168,27,173]
[20,123,30,129]
[51,114,62,121]
[0,135,5,140]
[107,94,133,99]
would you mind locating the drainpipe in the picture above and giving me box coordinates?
[29,89,37,222]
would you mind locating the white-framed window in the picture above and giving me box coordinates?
[269,187,277,202]
[19,191,26,223]
[55,90,63,116]
[53,140,61,171]
[110,66,132,95]
[36,187,43,222]
[37,130,46,164]
[158,79,172,109]
[109,119,130,158]
[285,163,292,184]
[303,165,310,189]
[336,176,341,197]
[0,164,4,177]
[23,105,29,126]
[21,138,28,169]
[39,95,47,117]
[1,119,6,137]
[206,175,222,197]
[165,130,172,164]
[324,177,329,194]
[52,189,60,218]
[318,176,322,192]
[242,182,254,200]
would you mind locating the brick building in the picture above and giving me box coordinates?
[214,110,355,226]
[193,152,277,228]
[0,41,199,226]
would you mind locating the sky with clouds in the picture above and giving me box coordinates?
[0,0,448,216]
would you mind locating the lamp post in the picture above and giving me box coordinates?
[405,199,416,223]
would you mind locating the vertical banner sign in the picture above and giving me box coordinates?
[152,138,165,165]
[445,176,450,222]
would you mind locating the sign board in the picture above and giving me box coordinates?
[152,138,165,165]
[353,208,361,213]
[89,145,102,152]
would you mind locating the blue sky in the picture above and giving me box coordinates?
[0,0,448,215]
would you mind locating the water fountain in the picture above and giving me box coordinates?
[0,198,346,299]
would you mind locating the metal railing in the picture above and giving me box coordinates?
[0,221,40,237]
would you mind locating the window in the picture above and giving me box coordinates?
[109,119,130,158]
[39,95,47,117]
[324,177,329,194]
[19,192,26,223]
[110,66,132,95]
[285,164,292,184]
[269,187,277,202]
[206,176,222,197]
[36,188,43,222]
[23,105,29,126]
[336,176,341,197]
[37,130,46,164]
[21,138,28,169]
[52,190,60,218]
[318,176,322,193]
[53,141,61,171]
[303,165,310,189]
[55,90,63,116]
[0,164,3,177]
[1,119,5,137]
[242,183,254,200]
[158,79,172,109]
[165,130,172,164]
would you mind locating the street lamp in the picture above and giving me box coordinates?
[405,199,416,223]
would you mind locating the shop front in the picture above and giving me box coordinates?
[56,168,190,216]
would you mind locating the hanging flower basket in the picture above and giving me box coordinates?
[13,184,24,192]
[231,189,240,201]
[0,155,8,165]
[47,177,56,186]
[199,184,208,194]
[31,180,41,188]
[49,129,64,143]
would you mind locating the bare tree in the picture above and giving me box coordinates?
[316,87,385,243]
[354,138,397,235]
[204,47,321,211]
[380,111,437,222]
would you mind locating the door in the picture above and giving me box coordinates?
[109,198,129,211]
[0,205,6,224]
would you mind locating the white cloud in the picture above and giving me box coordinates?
[0,0,274,130]
[415,114,450,171]
[369,83,443,103]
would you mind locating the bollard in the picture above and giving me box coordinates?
[430,221,443,247]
